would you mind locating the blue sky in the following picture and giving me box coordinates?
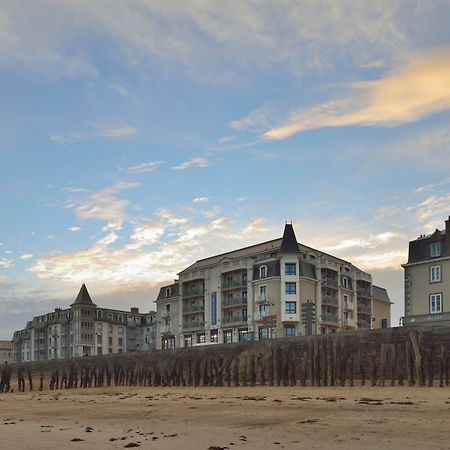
[1,1,450,338]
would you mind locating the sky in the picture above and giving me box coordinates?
[1,1,450,339]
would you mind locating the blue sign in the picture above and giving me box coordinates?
[211,292,217,325]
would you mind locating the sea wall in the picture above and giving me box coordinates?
[2,326,450,392]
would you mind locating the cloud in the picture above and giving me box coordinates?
[68,226,81,232]
[0,258,13,269]
[192,197,210,203]
[127,160,164,174]
[230,106,271,133]
[65,181,140,230]
[101,126,136,138]
[173,157,209,170]
[61,186,89,193]
[3,1,439,82]
[19,254,34,261]
[50,125,136,144]
[263,50,450,140]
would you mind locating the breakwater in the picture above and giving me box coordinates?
[2,326,450,392]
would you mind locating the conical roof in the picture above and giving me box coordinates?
[70,284,96,307]
[280,223,300,253]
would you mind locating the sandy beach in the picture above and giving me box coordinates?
[1,386,450,449]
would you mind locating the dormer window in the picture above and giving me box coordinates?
[430,241,442,257]
[260,265,268,278]
[166,287,172,298]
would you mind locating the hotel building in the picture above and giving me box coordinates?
[156,224,391,349]
[12,284,156,363]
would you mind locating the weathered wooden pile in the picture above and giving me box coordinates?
[2,327,450,393]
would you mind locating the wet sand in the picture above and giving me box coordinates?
[1,386,450,449]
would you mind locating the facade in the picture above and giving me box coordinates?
[372,286,392,329]
[12,284,156,363]
[155,224,391,349]
[0,340,12,365]
[402,216,450,327]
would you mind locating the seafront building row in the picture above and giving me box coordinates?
[11,217,449,361]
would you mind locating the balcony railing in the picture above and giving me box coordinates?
[183,304,205,314]
[322,295,338,306]
[256,295,268,303]
[160,325,173,334]
[222,314,248,324]
[357,319,371,328]
[222,296,248,308]
[254,311,269,321]
[161,310,171,319]
[343,318,355,327]
[182,320,204,330]
[357,288,371,298]
[343,302,354,311]
[321,313,339,323]
[357,304,371,314]
[182,288,204,298]
[222,280,247,290]
[321,278,339,288]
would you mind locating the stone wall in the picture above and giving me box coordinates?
[2,326,450,393]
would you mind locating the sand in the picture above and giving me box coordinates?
[1,385,450,449]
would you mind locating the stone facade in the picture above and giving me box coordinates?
[0,341,12,365]
[403,216,450,328]
[156,224,391,349]
[12,285,156,363]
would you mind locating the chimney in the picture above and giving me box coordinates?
[131,307,139,314]
[446,216,450,235]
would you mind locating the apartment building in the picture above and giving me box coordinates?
[372,286,392,329]
[0,340,12,365]
[402,216,450,327]
[155,223,390,349]
[12,284,156,363]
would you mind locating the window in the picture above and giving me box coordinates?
[118,326,124,335]
[285,301,297,314]
[381,319,388,329]
[184,335,192,347]
[238,329,248,342]
[197,333,206,344]
[97,346,102,355]
[285,282,296,294]
[118,337,123,347]
[342,277,349,289]
[109,337,113,345]
[223,329,233,343]
[430,265,442,283]
[259,265,267,278]
[259,327,270,339]
[430,241,442,257]
[285,263,296,275]
[284,326,296,337]
[97,335,102,344]
[429,293,442,314]
[210,329,218,343]
[259,285,267,300]
[166,287,172,298]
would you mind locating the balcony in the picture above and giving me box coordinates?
[161,310,171,319]
[160,325,174,335]
[223,314,248,324]
[222,280,247,290]
[343,302,354,311]
[182,288,204,299]
[321,278,339,288]
[343,318,355,328]
[357,319,371,329]
[357,287,371,299]
[357,304,371,315]
[321,313,339,323]
[182,304,204,314]
[256,295,269,303]
[254,311,269,321]
[182,320,205,330]
[222,296,248,308]
[322,295,338,307]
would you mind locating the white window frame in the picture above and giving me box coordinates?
[285,263,296,275]
[429,293,442,314]
[430,265,441,283]
[259,285,267,299]
[342,277,348,289]
[430,241,442,257]
[259,265,268,278]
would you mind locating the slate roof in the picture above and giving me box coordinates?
[70,284,96,307]
[280,223,300,253]
[373,285,391,303]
